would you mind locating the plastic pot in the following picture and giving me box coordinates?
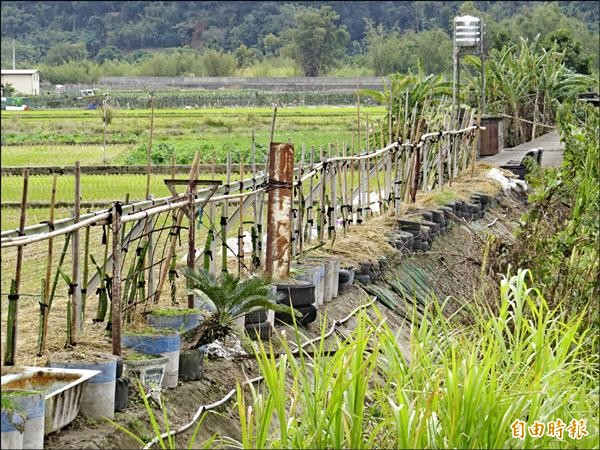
[122,333,180,389]
[49,353,117,420]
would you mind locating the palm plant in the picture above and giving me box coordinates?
[182,268,288,348]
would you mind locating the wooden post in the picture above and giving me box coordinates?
[209,154,217,275]
[71,161,82,343]
[295,144,306,255]
[146,194,156,301]
[221,151,232,273]
[82,218,90,319]
[342,142,349,235]
[265,142,294,280]
[471,112,481,178]
[4,169,28,365]
[38,173,57,356]
[111,202,122,356]
[351,133,357,224]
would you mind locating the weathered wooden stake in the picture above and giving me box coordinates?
[237,157,245,275]
[145,93,155,200]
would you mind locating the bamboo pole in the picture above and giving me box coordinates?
[365,114,372,218]
[71,161,81,344]
[341,142,349,234]
[318,146,326,242]
[222,151,232,273]
[329,143,337,241]
[296,144,306,254]
[38,173,57,355]
[306,147,315,243]
[209,153,217,274]
[81,217,90,319]
[471,112,482,179]
[351,133,357,224]
[237,157,245,275]
[4,169,28,365]
[111,202,122,356]
[153,152,201,303]
[145,93,155,200]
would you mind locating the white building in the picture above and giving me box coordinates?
[1,69,40,95]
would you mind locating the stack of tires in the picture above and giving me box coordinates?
[274,281,317,326]
[338,268,355,293]
[244,309,272,340]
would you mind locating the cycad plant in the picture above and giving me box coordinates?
[182,268,287,348]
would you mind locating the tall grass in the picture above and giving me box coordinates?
[230,269,598,448]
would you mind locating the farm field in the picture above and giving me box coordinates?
[1,106,386,164]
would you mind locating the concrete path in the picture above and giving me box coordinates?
[480,130,565,168]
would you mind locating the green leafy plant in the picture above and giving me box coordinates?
[182,269,289,348]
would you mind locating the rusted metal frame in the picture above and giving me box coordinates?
[265,142,294,280]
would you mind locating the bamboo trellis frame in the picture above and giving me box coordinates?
[1,121,483,362]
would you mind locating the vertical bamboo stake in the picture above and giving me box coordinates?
[351,133,358,224]
[365,114,371,218]
[237,157,245,275]
[341,142,349,235]
[38,173,57,356]
[82,219,90,319]
[71,161,81,344]
[296,144,306,254]
[306,147,315,243]
[222,151,231,273]
[4,169,28,365]
[209,153,217,274]
[145,93,155,200]
[187,170,198,308]
[111,202,122,356]
[329,143,337,240]
[318,146,326,243]
[102,97,107,165]
[146,194,156,301]
[356,85,361,154]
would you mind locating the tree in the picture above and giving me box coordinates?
[200,49,237,76]
[95,45,123,64]
[280,5,350,76]
[44,41,88,66]
[542,29,591,75]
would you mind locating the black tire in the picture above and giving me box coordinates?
[355,273,371,284]
[421,211,433,221]
[338,269,353,284]
[338,280,352,293]
[275,304,317,326]
[245,321,272,340]
[276,281,315,307]
[431,210,444,224]
[115,356,123,379]
[114,377,130,412]
[397,219,421,231]
[245,310,268,324]
[359,261,374,275]
[422,220,439,234]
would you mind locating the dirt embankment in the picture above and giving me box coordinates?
[44,188,527,449]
